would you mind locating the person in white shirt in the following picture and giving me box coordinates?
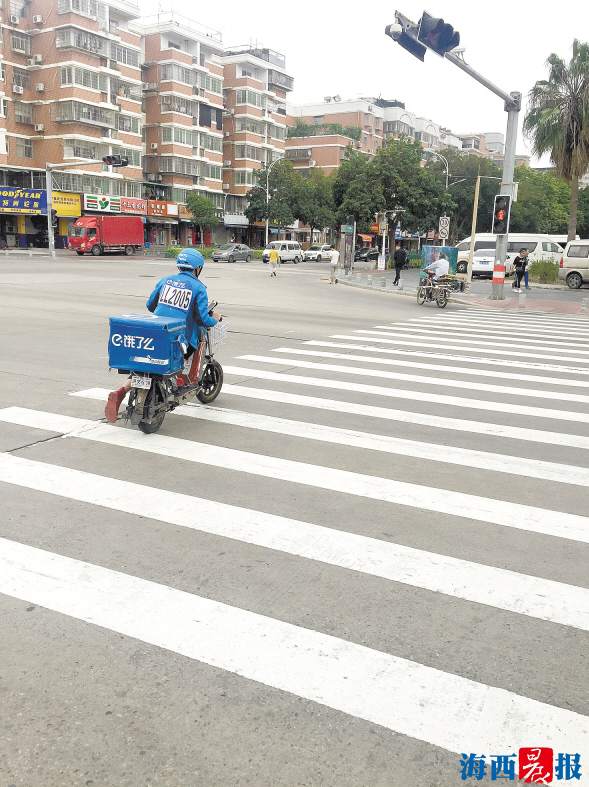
[329,248,340,284]
[424,254,450,281]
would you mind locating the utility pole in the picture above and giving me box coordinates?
[264,158,281,247]
[385,11,521,300]
[46,155,128,259]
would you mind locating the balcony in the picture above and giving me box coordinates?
[267,69,294,92]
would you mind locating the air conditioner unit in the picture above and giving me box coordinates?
[223,131,230,137]
[32,14,43,23]
[33,54,43,64]
[222,183,230,190]
[35,83,45,92]
[150,142,158,150]
[27,58,35,66]
[34,123,44,132]
[12,85,24,94]
[223,160,232,166]
[10,14,19,23]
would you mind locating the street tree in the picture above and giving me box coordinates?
[295,170,336,241]
[186,192,219,244]
[509,167,570,234]
[245,160,298,230]
[524,40,589,240]
[332,149,384,229]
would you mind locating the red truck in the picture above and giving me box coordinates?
[68,215,144,256]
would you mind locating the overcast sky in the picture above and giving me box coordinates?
[144,0,589,163]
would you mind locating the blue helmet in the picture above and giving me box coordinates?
[176,248,205,273]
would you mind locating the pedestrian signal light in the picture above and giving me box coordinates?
[417,12,460,56]
[492,195,511,235]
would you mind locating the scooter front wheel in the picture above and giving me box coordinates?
[197,360,223,404]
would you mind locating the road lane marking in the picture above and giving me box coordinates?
[0,408,587,542]
[222,365,588,424]
[238,353,589,404]
[1,453,587,629]
[331,334,589,366]
[273,346,589,389]
[304,340,589,377]
[68,389,589,487]
[1,537,587,758]
[71,386,589,451]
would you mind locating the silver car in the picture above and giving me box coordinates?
[212,243,251,263]
[303,244,333,261]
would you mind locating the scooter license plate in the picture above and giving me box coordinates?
[131,375,151,390]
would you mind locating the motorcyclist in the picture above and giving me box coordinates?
[424,253,450,282]
[105,248,221,423]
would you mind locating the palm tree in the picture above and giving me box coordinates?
[524,40,589,240]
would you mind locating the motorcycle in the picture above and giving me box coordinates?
[108,301,225,434]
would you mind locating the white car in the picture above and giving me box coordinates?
[303,244,333,261]
[262,241,303,264]
[471,250,515,279]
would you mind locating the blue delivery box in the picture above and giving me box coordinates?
[108,314,185,375]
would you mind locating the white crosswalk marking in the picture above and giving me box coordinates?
[2,307,589,774]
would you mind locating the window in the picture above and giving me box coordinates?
[234,170,254,185]
[160,64,197,86]
[151,156,200,175]
[161,126,199,146]
[64,139,97,159]
[60,66,106,91]
[201,133,222,152]
[15,138,33,158]
[160,95,194,116]
[116,147,141,166]
[14,102,33,124]
[114,81,142,101]
[57,0,98,18]
[117,114,140,134]
[0,98,8,118]
[0,63,5,81]
[51,172,142,197]
[201,73,222,95]
[56,28,106,54]
[235,89,266,108]
[205,164,221,180]
[110,43,140,68]
[507,241,537,253]
[11,33,31,54]
[236,118,265,135]
[55,100,116,127]
[269,125,286,140]
[234,144,263,161]
[567,245,589,258]
[12,69,30,89]
[286,148,311,160]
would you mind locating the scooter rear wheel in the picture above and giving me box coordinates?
[138,383,166,433]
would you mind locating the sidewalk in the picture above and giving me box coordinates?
[338,267,589,316]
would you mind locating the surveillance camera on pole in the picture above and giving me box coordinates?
[384,8,520,300]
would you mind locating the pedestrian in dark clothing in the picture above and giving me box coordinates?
[512,248,529,292]
[393,244,408,285]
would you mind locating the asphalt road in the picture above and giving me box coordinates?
[1,255,588,787]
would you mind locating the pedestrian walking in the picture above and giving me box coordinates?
[393,243,408,286]
[269,246,279,277]
[329,247,340,284]
[512,248,529,292]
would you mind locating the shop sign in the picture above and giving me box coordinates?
[52,191,81,217]
[179,204,192,221]
[0,187,47,215]
[120,197,147,215]
[147,200,178,218]
[84,194,122,213]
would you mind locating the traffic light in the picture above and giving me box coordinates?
[102,154,128,167]
[385,18,426,61]
[417,12,460,56]
[492,194,511,235]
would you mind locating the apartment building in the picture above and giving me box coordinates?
[0,0,144,246]
[138,13,224,245]
[290,98,383,156]
[221,45,291,239]
[285,133,357,174]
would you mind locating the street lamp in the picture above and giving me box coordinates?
[424,149,449,190]
[46,155,128,259]
[264,157,283,247]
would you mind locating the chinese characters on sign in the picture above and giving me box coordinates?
[0,187,47,215]
[460,749,582,782]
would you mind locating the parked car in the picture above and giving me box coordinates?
[262,241,303,264]
[559,239,589,289]
[456,233,562,272]
[354,247,379,262]
[212,243,251,262]
[303,244,333,261]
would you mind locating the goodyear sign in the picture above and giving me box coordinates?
[53,191,81,217]
[0,187,47,215]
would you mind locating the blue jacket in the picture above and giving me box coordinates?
[146,270,217,348]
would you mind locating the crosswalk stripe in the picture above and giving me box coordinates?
[373,325,589,351]
[224,364,588,424]
[239,354,589,405]
[357,329,589,360]
[305,340,589,377]
[457,308,589,326]
[69,389,589,488]
[407,316,589,339]
[1,408,587,543]
[2,536,587,757]
[1,452,587,629]
[333,333,589,366]
[72,385,589,451]
[272,346,589,389]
